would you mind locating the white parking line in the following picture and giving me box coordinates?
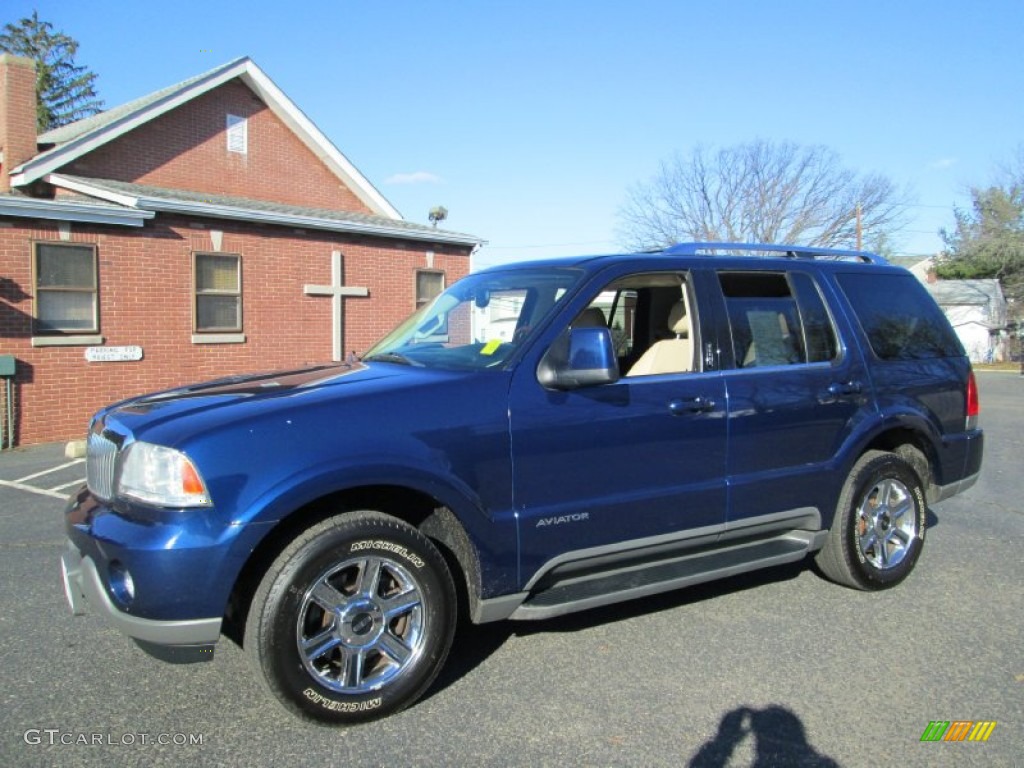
[0,478,70,500]
[15,459,85,484]
[48,479,86,492]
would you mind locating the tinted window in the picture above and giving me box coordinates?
[837,273,963,360]
[789,272,838,363]
[719,272,837,368]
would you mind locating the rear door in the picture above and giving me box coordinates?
[711,268,871,529]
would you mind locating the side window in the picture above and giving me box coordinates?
[570,289,639,357]
[33,242,99,333]
[570,272,695,376]
[608,289,638,357]
[837,272,963,360]
[719,271,838,368]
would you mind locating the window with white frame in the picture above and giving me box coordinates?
[33,242,99,333]
[194,253,242,332]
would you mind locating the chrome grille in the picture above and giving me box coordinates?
[86,430,119,501]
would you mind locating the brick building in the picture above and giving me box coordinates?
[0,55,480,446]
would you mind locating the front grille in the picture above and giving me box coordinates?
[86,430,119,501]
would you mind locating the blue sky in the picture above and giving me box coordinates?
[6,1,1023,268]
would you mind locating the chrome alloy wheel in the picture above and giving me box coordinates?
[296,556,426,694]
[856,477,917,570]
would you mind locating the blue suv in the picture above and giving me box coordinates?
[62,243,983,722]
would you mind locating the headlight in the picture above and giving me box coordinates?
[117,442,212,507]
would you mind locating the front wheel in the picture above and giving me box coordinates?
[245,511,456,723]
[816,450,928,590]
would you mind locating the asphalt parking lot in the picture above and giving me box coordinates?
[0,374,1021,767]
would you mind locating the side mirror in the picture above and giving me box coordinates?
[537,327,620,390]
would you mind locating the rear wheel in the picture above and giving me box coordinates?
[245,511,456,723]
[816,450,927,590]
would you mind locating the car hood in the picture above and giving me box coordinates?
[98,361,427,437]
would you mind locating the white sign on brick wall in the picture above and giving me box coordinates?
[84,346,143,363]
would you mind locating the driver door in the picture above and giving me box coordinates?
[508,269,728,587]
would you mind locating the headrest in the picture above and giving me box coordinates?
[573,307,607,328]
[668,300,688,336]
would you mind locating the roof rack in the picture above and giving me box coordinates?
[661,242,887,265]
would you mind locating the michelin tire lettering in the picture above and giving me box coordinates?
[350,539,425,568]
[303,688,383,712]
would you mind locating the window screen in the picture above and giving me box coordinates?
[195,253,242,332]
[34,243,98,332]
[416,271,445,309]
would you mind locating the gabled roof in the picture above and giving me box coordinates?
[926,278,1008,329]
[46,174,481,247]
[11,57,402,220]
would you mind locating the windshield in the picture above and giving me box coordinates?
[364,267,582,370]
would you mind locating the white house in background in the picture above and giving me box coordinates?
[924,278,1009,362]
[907,256,937,282]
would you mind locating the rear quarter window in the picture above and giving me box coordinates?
[836,272,963,360]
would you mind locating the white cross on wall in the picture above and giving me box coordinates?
[303,250,369,361]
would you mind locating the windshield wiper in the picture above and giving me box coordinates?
[363,352,422,367]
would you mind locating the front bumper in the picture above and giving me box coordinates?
[61,540,222,647]
[61,484,242,662]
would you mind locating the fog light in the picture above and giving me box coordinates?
[108,561,135,607]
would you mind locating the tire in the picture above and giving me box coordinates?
[245,511,456,723]
[815,449,927,590]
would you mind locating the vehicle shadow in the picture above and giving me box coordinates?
[428,559,808,699]
[688,704,840,767]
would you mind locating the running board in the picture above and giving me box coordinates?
[508,532,821,621]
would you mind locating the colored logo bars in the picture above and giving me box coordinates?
[920,721,997,742]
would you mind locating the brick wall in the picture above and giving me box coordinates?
[0,215,471,444]
[60,80,374,214]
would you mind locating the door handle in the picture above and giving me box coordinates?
[828,381,862,396]
[668,396,716,415]
[820,380,862,402]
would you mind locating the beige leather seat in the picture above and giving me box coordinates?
[628,300,692,376]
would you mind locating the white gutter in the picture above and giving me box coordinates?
[0,196,153,226]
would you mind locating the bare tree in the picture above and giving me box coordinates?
[617,140,911,251]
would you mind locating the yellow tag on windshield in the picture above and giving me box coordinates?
[481,339,502,356]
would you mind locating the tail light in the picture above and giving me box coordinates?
[966,369,980,431]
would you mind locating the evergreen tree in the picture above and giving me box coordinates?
[938,182,1024,303]
[0,11,103,132]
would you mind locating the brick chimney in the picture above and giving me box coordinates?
[0,53,37,193]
